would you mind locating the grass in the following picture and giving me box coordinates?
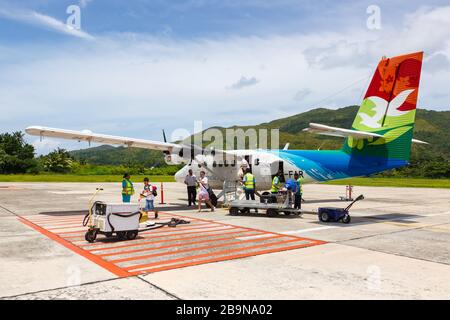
[0,174,175,183]
[1,174,449,188]
[324,177,450,188]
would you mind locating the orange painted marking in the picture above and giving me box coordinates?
[97,232,263,258]
[18,211,326,276]
[56,220,211,237]
[88,229,258,253]
[35,217,83,227]
[56,229,88,235]
[62,224,230,241]
[110,235,284,264]
[18,217,130,278]
[77,227,244,248]
[47,225,89,231]
[135,241,324,274]
[124,237,304,272]
[28,216,85,223]
[164,212,324,243]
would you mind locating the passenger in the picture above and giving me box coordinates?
[197,170,214,212]
[294,172,303,209]
[121,173,134,203]
[141,177,156,212]
[184,169,197,207]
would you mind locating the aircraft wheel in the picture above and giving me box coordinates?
[85,230,97,243]
[126,230,139,240]
[229,207,239,216]
[267,209,279,217]
[117,231,127,240]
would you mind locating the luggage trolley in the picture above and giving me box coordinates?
[228,190,302,217]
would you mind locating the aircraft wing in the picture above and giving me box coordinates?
[303,123,428,144]
[25,126,238,159]
[303,123,384,139]
[25,126,178,152]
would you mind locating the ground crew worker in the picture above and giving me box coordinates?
[294,172,303,209]
[121,173,134,203]
[238,158,249,180]
[271,170,283,194]
[243,168,256,200]
[243,168,258,213]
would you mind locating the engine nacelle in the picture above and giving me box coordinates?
[164,153,184,165]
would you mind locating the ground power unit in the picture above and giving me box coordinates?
[85,202,141,242]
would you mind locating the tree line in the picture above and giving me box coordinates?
[0,131,448,178]
[0,131,180,175]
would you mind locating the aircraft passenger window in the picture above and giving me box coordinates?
[213,161,217,167]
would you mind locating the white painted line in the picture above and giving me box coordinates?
[422,211,450,217]
[281,226,337,235]
[236,234,276,241]
[48,191,92,194]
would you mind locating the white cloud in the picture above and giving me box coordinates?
[227,76,259,90]
[32,138,62,156]
[0,7,94,40]
[293,88,312,101]
[79,0,93,8]
[1,5,450,149]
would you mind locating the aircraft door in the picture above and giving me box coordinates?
[271,161,285,183]
[244,155,252,172]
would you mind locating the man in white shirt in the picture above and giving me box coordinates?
[184,169,197,207]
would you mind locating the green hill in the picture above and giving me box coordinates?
[69,107,450,178]
[70,145,167,167]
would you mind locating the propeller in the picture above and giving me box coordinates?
[162,129,169,155]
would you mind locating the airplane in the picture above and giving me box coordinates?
[26,51,427,192]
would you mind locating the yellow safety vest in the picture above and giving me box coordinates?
[243,173,255,190]
[122,179,135,195]
[271,176,280,193]
[296,178,303,194]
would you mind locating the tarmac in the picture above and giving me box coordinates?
[0,181,449,299]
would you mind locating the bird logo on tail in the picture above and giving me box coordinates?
[359,89,415,129]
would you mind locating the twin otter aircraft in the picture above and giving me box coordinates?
[26,52,427,191]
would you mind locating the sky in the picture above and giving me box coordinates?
[0,0,450,154]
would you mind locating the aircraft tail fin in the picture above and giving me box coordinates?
[342,51,424,161]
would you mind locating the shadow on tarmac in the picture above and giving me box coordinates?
[37,210,86,217]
